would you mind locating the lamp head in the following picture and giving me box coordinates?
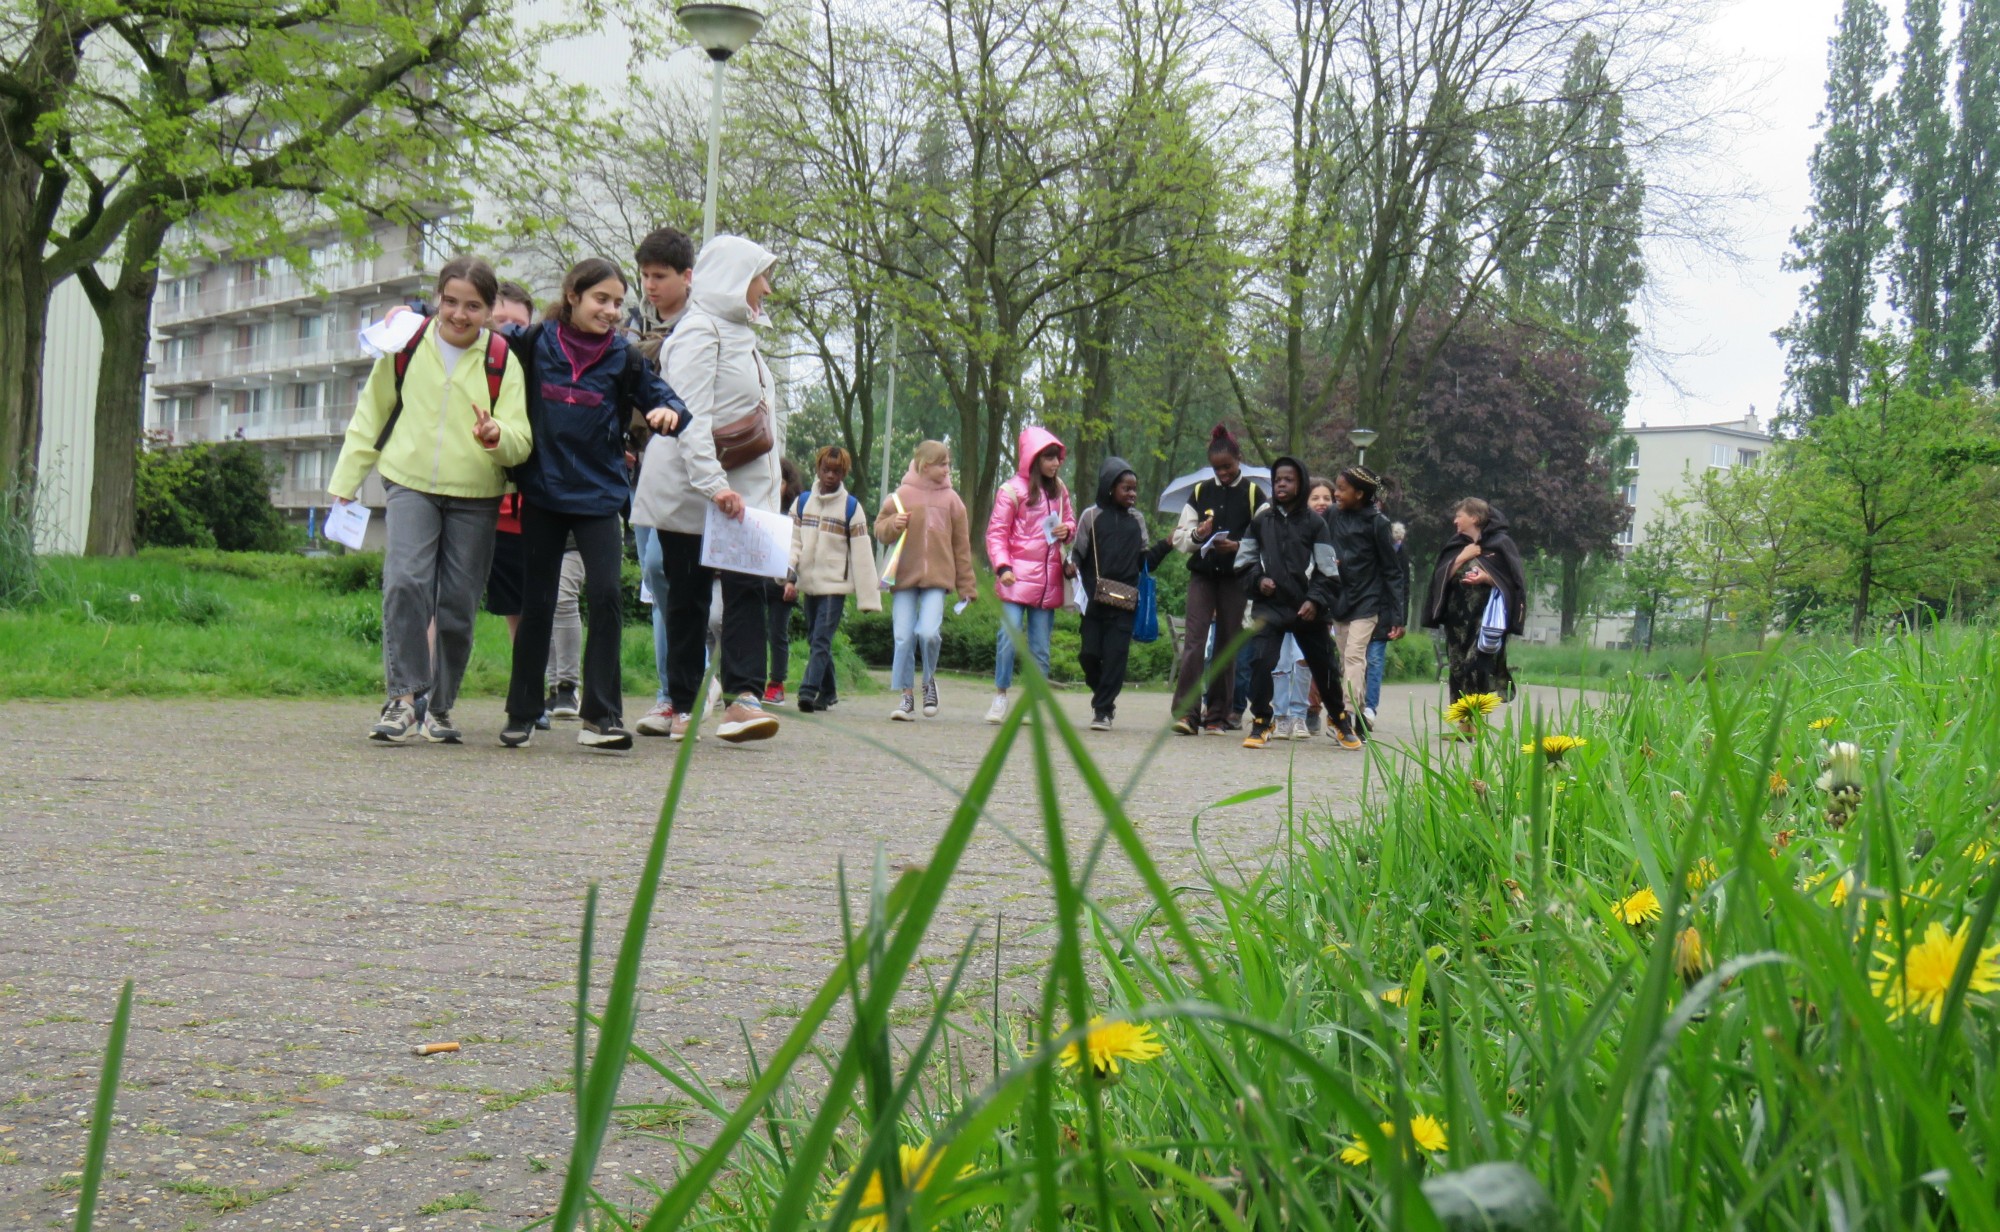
[676,1,766,60]
[1348,427,1379,450]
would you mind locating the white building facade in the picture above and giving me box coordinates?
[1620,412,1774,548]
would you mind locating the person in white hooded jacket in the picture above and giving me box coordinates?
[632,234,786,744]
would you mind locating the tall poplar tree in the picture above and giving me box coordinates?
[1778,0,1891,420]
[1889,0,1951,357]
[1941,0,2000,384]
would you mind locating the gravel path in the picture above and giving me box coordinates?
[0,680,1489,1229]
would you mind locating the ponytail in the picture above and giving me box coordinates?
[1207,423,1241,459]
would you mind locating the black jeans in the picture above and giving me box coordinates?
[1079,607,1136,719]
[799,594,846,702]
[1247,617,1348,726]
[508,505,625,726]
[660,530,768,709]
[766,595,796,685]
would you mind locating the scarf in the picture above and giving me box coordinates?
[555,321,617,383]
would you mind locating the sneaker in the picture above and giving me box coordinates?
[1172,716,1199,736]
[797,692,817,714]
[1089,714,1113,732]
[635,702,677,736]
[670,712,694,741]
[1290,718,1313,740]
[763,681,786,705]
[819,696,839,711]
[1242,719,1274,749]
[421,710,462,744]
[1270,716,1292,740]
[370,699,418,742]
[1203,722,1226,736]
[1223,712,1243,732]
[985,693,1010,724]
[549,684,581,720]
[921,679,940,717]
[1332,714,1364,750]
[717,694,779,743]
[1305,711,1322,737]
[578,718,633,750]
[891,691,916,721]
[499,719,534,748]
[535,711,551,731]
[1363,706,1378,725]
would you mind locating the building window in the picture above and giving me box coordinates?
[1738,448,1760,467]
[297,314,324,340]
[1710,443,1732,469]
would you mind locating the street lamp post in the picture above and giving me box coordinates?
[675,2,767,246]
[1348,426,1379,468]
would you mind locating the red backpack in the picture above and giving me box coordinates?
[372,316,512,450]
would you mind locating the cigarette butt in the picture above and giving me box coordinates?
[412,1041,460,1056]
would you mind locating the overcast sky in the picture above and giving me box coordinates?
[1628,1,1843,429]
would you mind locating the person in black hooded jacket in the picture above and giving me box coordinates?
[1236,456,1362,749]
[1420,497,1527,708]
[1069,457,1172,729]
[1325,466,1407,733]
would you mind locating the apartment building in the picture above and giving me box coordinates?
[1619,411,1774,548]
[144,223,441,515]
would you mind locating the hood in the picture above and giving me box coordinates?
[1014,424,1066,482]
[902,457,953,491]
[1270,455,1309,511]
[1096,455,1136,509]
[1481,506,1512,537]
[688,234,779,326]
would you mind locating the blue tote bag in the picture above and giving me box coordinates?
[1133,562,1159,643]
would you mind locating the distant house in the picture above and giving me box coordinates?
[1621,411,1774,549]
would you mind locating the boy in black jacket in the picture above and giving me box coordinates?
[1236,456,1362,749]
[1070,457,1173,730]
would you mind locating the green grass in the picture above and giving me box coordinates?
[415,1191,486,1215]
[48,624,2000,1229]
[0,550,875,700]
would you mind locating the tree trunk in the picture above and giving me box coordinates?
[0,176,53,520]
[82,207,171,556]
[1851,549,1873,644]
[1558,550,1582,641]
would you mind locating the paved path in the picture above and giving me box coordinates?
[0,680,1555,1230]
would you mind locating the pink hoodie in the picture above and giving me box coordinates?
[986,425,1076,609]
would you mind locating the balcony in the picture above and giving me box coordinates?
[272,480,336,509]
[153,245,426,327]
[153,402,354,446]
[153,332,372,387]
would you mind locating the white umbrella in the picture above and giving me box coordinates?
[1155,465,1272,514]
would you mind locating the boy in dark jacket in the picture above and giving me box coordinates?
[1070,458,1172,730]
[1325,466,1407,735]
[1236,456,1361,750]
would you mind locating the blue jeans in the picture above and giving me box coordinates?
[891,588,946,690]
[800,594,845,702]
[995,602,1054,690]
[1271,634,1311,720]
[636,525,671,706]
[1365,638,1387,711]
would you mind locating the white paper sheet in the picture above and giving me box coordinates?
[324,501,371,550]
[1042,511,1061,545]
[1072,574,1090,614]
[699,504,792,579]
[357,310,424,359]
[953,598,970,615]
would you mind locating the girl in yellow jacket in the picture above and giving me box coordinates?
[327,256,531,744]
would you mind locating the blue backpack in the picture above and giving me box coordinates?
[795,490,860,525]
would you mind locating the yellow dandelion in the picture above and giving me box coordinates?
[1769,770,1790,797]
[1523,734,1588,763]
[1616,886,1663,926]
[1339,1115,1449,1166]
[1803,867,1859,907]
[1808,716,1838,731]
[1966,838,1993,864]
[1686,857,1719,892]
[1377,986,1406,1006]
[1058,1016,1164,1078]
[1444,693,1502,725]
[1902,878,1944,911]
[826,1140,958,1231]
[1871,920,2000,1024]
[1673,927,1710,984]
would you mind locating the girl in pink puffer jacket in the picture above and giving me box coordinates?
[984,425,1077,722]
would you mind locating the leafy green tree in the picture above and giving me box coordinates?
[1617,508,1690,654]
[1779,0,1892,420]
[1791,338,1998,640]
[1683,459,1814,648]
[1940,0,2000,385]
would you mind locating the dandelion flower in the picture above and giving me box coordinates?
[1339,1115,1449,1166]
[1871,920,2000,1024]
[1444,693,1502,725]
[1058,1016,1164,1078]
[1804,868,1859,907]
[1769,770,1790,797]
[1816,742,1864,792]
[1966,838,1993,864]
[1523,735,1588,763]
[1377,986,1406,1006]
[1808,716,1838,731]
[826,1140,957,1231]
[1686,858,1718,892]
[1616,887,1662,926]
[1673,927,1710,985]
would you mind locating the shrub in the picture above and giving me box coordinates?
[136,440,296,553]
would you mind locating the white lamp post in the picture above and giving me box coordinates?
[676,2,766,245]
[1348,426,1379,467]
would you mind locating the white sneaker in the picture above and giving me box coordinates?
[1290,718,1313,740]
[890,691,916,721]
[635,702,676,737]
[985,693,1009,724]
[1363,706,1378,725]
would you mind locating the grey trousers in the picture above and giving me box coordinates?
[547,549,584,689]
[382,482,499,715]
